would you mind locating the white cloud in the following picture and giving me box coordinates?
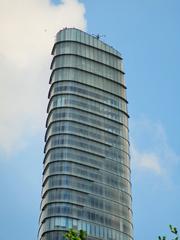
[0,0,86,154]
[131,145,164,175]
[130,118,179,176]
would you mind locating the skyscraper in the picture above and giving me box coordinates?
[38,28,133,240]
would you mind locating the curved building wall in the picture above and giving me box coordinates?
[39,28,133,240]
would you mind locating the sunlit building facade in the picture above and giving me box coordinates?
[38,28,133,240]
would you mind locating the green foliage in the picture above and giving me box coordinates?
[79,230,87,240]
[158,237,166,240]
[169,225,178,235]
[64,229,87,240]
[158,225,178,240]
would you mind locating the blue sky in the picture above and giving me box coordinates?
[0,0,180,239]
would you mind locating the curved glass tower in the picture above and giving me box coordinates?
[39,28,133,240]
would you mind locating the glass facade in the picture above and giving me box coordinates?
[39,28,133,240]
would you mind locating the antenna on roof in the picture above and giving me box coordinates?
[92,34,106,40]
